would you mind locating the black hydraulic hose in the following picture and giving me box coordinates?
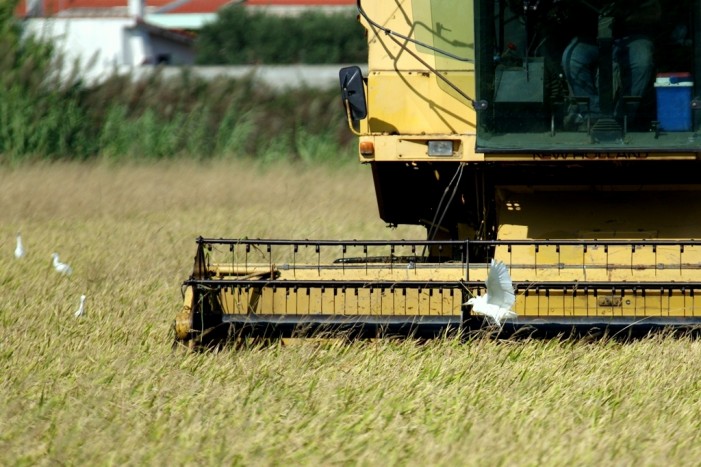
[356,0,487,110]
[355,0,474,63]
[423,163,466,259]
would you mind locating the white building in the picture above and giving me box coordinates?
[21,0,195,83]
[17,0,357,84]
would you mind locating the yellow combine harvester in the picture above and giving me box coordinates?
[176,0,701,346]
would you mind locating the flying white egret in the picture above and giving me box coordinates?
[74,294,86,317]
[14,233,25,259]
[465,259,517,326]
[52,253,73,276]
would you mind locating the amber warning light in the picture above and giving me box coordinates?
[359,141,374,156]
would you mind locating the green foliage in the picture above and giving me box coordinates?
[0,0,21,38]
[0,8,359,164]
[0,3,96,161]
[195,6,368,65]
[84,72,354,162]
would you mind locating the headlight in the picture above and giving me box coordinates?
[427,140,454,156]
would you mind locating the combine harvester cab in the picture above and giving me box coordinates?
[177,0,701,347]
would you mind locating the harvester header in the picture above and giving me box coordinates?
[177,0,701,347]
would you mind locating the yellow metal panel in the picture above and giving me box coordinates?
[359,1,476,136]
[207,245,701,319]
[496,191,701,240]
[210,265,701,319]
[361,0,475,72]
[219,284,464,317]
[513,291,701,318]
[364,134,483,162]
[367,72,476,134]
[214,262,468,317]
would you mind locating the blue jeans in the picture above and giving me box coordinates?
[562,36,654,119]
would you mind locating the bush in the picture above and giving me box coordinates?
[0,0,96,161]
[195,6,367,65]
[0,3,358,164]
[86,71,355,162]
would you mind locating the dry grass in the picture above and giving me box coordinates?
[2,160,701,465]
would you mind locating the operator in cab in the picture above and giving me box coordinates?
[559,0,661,130]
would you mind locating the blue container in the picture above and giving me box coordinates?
[655,75,693,131]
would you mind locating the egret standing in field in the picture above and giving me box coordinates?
[74,294,86,317]
[14,233,25,259]
[52,253,73,276]
[465,259,517,326]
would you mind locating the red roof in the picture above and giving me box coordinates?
[17,0,169,16]
[245,0,354,4]
[165,0,234,14]
[17,0,354,16]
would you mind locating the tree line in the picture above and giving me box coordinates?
[0,2,360,163]
[195,6,367,65]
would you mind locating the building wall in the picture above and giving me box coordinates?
[145,13,218,30]
[130,64,367,90]
[124,25,150,66]
[149,35,195,65]
[245,5,355,16]
[24,18,134,77]
[22,17,193,82]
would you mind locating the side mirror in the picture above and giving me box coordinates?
[339,66,367,121]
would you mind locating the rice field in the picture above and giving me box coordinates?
[3,160,701,465]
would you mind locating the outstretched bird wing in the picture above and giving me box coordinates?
[485,259,515,309]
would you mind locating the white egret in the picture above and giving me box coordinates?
[465,259,517,326]
[14,233,25,259]
[52,253,73,276]
[74,294,86,317]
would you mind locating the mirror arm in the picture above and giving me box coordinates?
[344,99,362,136]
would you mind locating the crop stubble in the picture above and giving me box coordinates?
[2,160,701,465]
